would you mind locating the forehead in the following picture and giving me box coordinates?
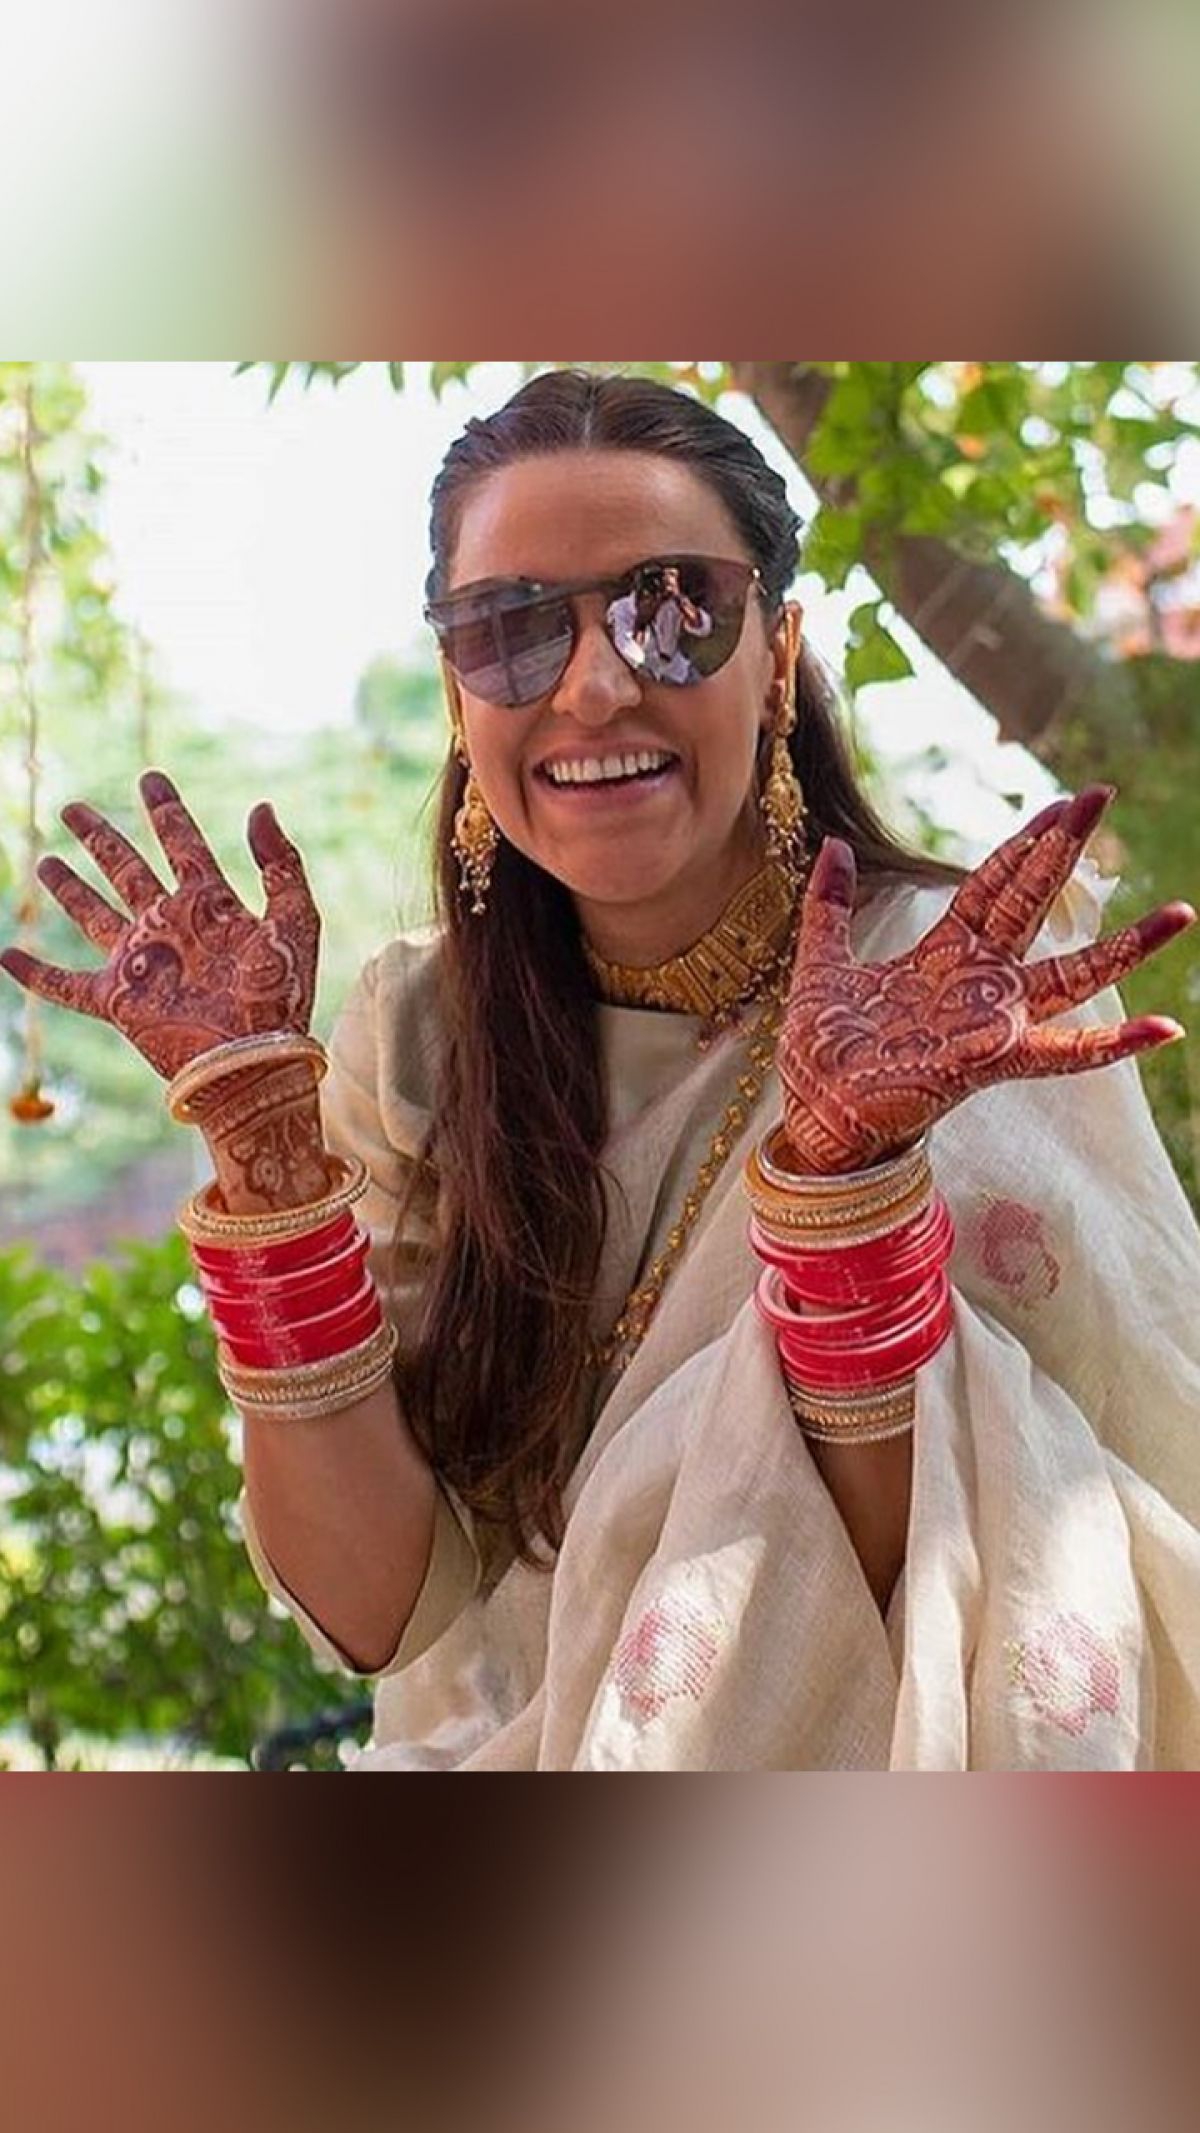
[447,449,749,589]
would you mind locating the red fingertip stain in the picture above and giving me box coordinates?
[1005,1612,1121,1738]
[970,1196,1061,1308]
[612,1589,724,1724]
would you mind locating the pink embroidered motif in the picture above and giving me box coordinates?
[612,1589,723,1724]
[973,1196,1061,1308]
[1004,1612,1121,1738]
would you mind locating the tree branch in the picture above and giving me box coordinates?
[729,361,1132,760]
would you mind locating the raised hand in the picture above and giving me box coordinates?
[0,771,320,1082]
[778,785,1196,1176]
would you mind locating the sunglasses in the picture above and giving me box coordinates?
[425,554,768,709]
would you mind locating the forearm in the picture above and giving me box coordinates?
[241,1375,438,1675]
[194,1067,439,1672]
[806,1416,913,1618]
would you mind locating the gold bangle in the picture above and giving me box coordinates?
[748,1129,930,1203]
[798,1414,914,1445]
[745,1148,933,1249]
[177,1152,369,1247]
[220,1320,399,1414]
[785,1375,916,1443]
[167,1032,328,1124]
[757,1126,929,1199]
[747,1175,934,1251]
[223,1349,399,1422]
[223,1359,399,1423]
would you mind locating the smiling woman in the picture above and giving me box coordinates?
[4,369,1200,1771]
[232,375,1198,1766]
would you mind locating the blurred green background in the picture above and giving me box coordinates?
[1,361,1197,1767]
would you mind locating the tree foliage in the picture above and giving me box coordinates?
[0,1235,366,1769]
[241,359,1200,684]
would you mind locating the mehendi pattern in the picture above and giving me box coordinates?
[777,787,1193,1174]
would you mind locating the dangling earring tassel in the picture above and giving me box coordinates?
[452,769,499,916]
[761,624,809,891]
[763,732,808,886]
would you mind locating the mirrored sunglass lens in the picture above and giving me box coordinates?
[444,599,573,706]
[609,559,751,684]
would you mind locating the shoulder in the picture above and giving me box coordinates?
[326,923,449,1120]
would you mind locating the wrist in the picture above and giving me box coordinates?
[191,1061,337,1215]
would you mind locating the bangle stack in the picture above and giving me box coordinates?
[179,1153,399,1420]
[744,1127,954,1445]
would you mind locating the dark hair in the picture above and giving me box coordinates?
[393,368,965,1581]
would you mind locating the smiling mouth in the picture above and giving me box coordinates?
[536,748,680,791]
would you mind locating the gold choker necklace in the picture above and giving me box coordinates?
[583,858,801,1031]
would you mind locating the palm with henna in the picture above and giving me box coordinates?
[0,770,332,1212]
[778,785,1197,1177]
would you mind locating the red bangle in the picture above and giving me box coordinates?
[200,1235,371,1329]
[779,1220,952,1314]
[201,1237,370,1330]
[776,1276,954,1392]
[190,1209,359,1281]
[749,1197,955,1306]
[218,1280,383,1370]
[757,1263,947,1357]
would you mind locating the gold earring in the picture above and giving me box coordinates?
[453,760,500,916]
[441,656,500,917]
[760,612,808,888]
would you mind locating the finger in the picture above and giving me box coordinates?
[247,802,318,926]
[36,855,128,955]
[139,769,228,889]
[60,800,167,916]
[944,796,1072,936]
[795,836,857,966]
[0,945,104,1018]
[1019,1015,1184,1078]
[1025,902,1196,1023]
[980,784,1118,958]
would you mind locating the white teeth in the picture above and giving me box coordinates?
[542,750,674,786]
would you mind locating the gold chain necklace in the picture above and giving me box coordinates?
[588,952,794,1377]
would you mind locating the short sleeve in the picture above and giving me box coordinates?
[237,1474,481,1678]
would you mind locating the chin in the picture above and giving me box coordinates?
[552,862,676,908]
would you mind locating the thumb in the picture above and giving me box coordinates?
[794,836,857,970]
[247,802,316,920]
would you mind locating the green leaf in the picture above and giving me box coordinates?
[429,362,476,399]
[800,505,864,592]
[844,614,915,692]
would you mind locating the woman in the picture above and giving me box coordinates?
[4,371,1199,1770]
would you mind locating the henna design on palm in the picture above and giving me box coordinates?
[778,785,1196,1175]
[0,771,321,1081]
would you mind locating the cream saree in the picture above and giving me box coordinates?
[239,858,1200,1768]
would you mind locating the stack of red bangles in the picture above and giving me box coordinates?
[168,1032,397,1421]
[743,1126,955,1445]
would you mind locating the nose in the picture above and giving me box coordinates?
[549,609,643,727]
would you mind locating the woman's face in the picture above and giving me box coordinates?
[445,450,792,925]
